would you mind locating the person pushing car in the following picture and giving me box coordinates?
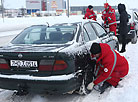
[102,3,117,35]
[87,43,129,94]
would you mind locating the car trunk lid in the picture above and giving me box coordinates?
[0,45,69,76]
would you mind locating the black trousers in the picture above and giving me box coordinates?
[120,34,127,51]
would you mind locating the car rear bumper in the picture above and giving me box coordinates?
[0,74,81,94]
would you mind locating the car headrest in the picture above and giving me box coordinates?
[49,31,62,41]
[62,33,73,41]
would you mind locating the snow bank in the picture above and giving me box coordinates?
[0,23,29,32]
[0,15,84,33]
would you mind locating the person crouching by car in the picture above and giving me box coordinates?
[101,3,117,35]
[83,5,97,21]
[87,43,129,94]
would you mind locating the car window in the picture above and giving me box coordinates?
[24,28,41,44]
[46,26,76,43]
[11,25,77,44]
[83,23,97,41]
[83,29,90,42]
[91,22,107,37]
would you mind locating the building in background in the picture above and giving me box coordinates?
[46,0,66,11]
[26,0,66,16]
[26,0,42,15]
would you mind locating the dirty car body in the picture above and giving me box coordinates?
[0,20,118,94]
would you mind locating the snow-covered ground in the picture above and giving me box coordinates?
[0,15,137,102]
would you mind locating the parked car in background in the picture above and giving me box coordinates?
[133,11,138,35]
[0,19,118,95]
[115,10,138,44]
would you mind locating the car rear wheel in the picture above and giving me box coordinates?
[76,65,94,95]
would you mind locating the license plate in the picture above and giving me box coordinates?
[10,60,38,68]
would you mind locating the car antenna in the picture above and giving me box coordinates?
[46,22,49,27]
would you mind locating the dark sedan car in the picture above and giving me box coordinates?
[0,20,118,95]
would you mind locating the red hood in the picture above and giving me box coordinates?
[97,43,111,62]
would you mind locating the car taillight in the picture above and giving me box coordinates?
[39,60,67,71]
[39,60,54,71]
[53,60,67,71]
[0,58,10,69]
[130,22,135,30]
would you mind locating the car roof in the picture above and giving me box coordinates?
[30,19,97,27]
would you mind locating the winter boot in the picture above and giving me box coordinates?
[119,49,126,53]
[99,81,112,94]
[120,44,126,53]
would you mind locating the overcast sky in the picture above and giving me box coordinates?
[1,0,138,9]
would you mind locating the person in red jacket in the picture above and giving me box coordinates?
[83,5,97,21]
[102,3,117,35]
[87,43,129,94]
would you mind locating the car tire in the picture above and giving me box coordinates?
[131,31,137,44]
[136,30,138,37]
[79,81,92,95]
[76,66,94,95]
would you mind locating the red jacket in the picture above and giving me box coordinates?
[101,6,116,26]
[84,8,97,21]
[92,43,129,86]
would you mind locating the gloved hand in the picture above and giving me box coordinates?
[105,17,108,21]
[106,20,109,25]
[87,82,94,90]
[105,17,108,25]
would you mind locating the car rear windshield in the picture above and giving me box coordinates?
[11,25,77,44]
